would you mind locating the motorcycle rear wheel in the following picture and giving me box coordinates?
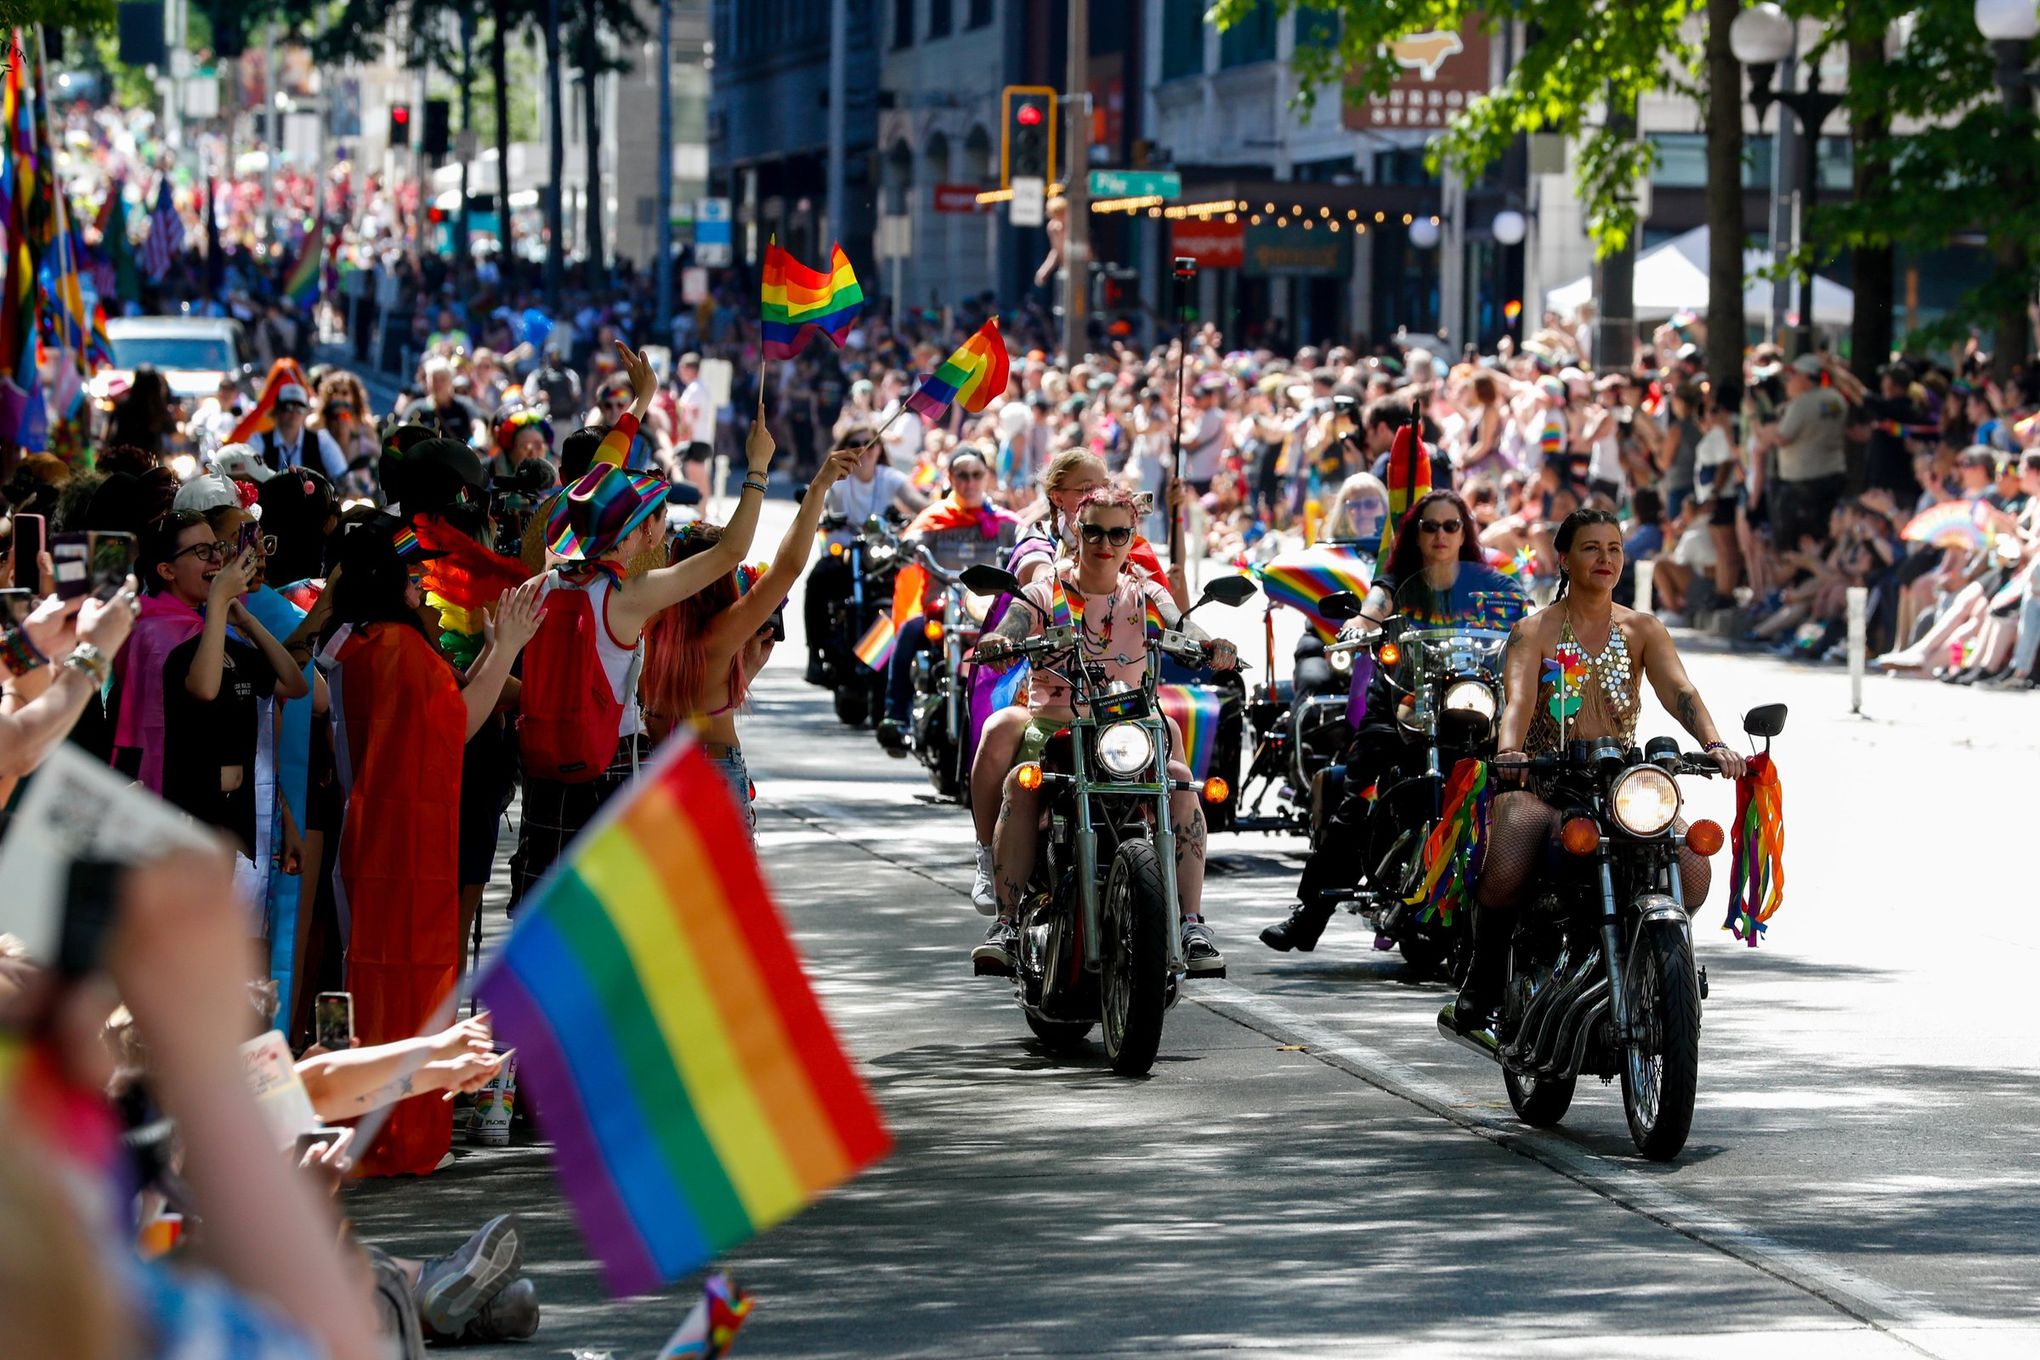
[1504,1066,1577,1126]
[1099,840,1171,1077]
[1396,929,1451,980]
[1620,921,1701,1161]
[832,680,870,727]
[1024,1012,1094,1052]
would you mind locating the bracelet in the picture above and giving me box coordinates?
[0,618,45,677]
[1703,741,1731,755]
[63,643,110,689]
[741,476,769,495]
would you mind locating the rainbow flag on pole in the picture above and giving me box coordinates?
[1251,544,1374,643]
[282,223,323,307]
[475,738,891,1297]
[905,317,1011,424]
[1156,684,1223,781]
[760,238,862,361]
[853,612,898,671]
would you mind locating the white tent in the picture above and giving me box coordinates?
[1543,225,1854,328]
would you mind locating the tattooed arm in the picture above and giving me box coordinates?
[975,597,1038,669]
[1637,614,1748,778]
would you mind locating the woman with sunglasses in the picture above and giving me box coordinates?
[640,443,862,834]
[875,448,1018,753]
[1267,489,1523,952]
[971,486,1238,978]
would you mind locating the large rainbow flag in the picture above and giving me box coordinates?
[475,738,891,1296]
[1251,543,1374,643]
[905,317,1010,423]
[760,238,862,361]
[282,223,323,307]
[1377,419,1434,568]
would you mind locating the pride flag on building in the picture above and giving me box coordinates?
[760,237,862,361]
[475,737,891,1297]
[905,317,1011,424]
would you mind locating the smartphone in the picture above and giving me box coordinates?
[0,587,32,625]
[295,1127,345,1159]
[237,520,259,557]
[12,512,44,573]
[314,991,354,1050]
[51,531,138,602]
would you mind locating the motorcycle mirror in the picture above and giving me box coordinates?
[1742,703,1788,739]
[961,564,1023,598]
[1198,575,1259,609]
[1317,590,1363,620]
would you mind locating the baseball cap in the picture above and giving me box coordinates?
[275,383,310,408]
[174,473,250,514]
[211,444,277,483]
[1789,354,1824,376]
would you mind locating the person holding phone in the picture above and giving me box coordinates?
[0,580,136,782]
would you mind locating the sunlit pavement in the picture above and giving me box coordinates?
[344,503,2040,1357]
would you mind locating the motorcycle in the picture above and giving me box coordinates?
[909,526,1014,801]
[1437,703,1788,1160]
[1221,590,1365,836]
[1321,571,1527,977]
[811,511,901,728]
[960,564,1257,1075]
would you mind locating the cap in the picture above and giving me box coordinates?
[211,444,277,483]
[173,473,245,514]
[275,383,310,408]
[1789,354,1824,377]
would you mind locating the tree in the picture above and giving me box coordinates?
[542,0,563,299]
[489,0,515,263]
[1702,2,1745,383]
[565,0,647,291]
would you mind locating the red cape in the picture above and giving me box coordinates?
[334,623,465,1177]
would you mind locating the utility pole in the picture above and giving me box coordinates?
[1592,88,1637,372]
[826,0,847,249]
[1060,0,1089,363]
[655,0,674,340]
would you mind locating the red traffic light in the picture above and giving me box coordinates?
[392,105,409,124]
[1016,102,1042,126]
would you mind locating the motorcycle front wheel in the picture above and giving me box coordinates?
[1099,840,1171,1077]
[832,678,870,727]
[1620,920,1701,1161]
[1504,1066,1577,1127]
[1024,1012,1094,1052]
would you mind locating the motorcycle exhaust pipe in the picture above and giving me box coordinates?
[1535,978,1610,1079]
[1507,950,1598,1066]
[1435,1008,1503,1064]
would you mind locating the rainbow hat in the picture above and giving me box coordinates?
[546,463,671,561]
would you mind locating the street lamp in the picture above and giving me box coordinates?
[1732,1,1840,358]
[1976,0,2040,379]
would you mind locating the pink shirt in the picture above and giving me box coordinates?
[1018,567,1176,715]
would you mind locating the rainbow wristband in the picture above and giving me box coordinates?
[0,619,46,677]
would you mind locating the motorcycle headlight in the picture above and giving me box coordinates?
[1441,679,1496,721]
[1328,647,1353,675]
[1095,722,1155,778]
[1610,765,1682,837]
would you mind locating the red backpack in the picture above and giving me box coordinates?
[518,577,628,782]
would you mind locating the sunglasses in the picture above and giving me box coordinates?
[951,470,987,483]
[1417,518,1464,535]
[1079,523,1134,546]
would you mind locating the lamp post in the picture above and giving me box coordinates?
[1976,0,2040,380]
[1731,2,1841,360]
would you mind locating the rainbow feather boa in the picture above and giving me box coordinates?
[1724,753,1784,946]
[1407,758,1490,927]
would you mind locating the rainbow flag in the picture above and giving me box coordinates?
[282,223,323,307]
[475,738,891,1297]
[1142,595,1170,636]
[1046,577,1073,631]
[1251,544,1374,643]
[760,238,862,361]
[905,318,1011,424]
[1377,420,1433,568]
[853,612,897,671]
[1156,684,1223,781]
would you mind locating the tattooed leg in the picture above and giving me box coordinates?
[1169,761,1208,919]
[994,771,1042,919]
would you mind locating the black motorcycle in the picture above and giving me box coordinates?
[908,526,1013,801]
[1322,573,1525,976]
[962,565,1256,1075]
[1219,592,1361,837]
[812,511,900,728]
[1438,704,1787,1161]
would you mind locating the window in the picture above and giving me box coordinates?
[1295,4,1339,52]
[893,0,914,48]
[1372,147,1437,187]
[1161,0,1205,81]
[1219,0,1276,68]
[929,0,951,39]
[969,0,993,29]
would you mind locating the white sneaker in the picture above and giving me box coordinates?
[971,845,998,916]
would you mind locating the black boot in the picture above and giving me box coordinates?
[1448,906,1509,1035]
[1260,900,1334,952]
[805,649,829,686]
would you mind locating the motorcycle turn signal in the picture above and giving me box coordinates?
[1200,776,1230,804]
[829,542,846,556]
[924,620,946,642]
[1685,819,1726,856]
[1015,762,1044,792]
[1377,642,1401,667]
[1560,817,1601,856]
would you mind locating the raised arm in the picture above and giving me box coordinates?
[592,342,659,470]
[611,416,778,633]
[461,579,544,740]
[185,550,255,702]
[710,446,859,652]
[227,598,311,701]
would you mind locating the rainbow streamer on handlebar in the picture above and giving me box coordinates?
[1406,758,1491,928]
[1724,753,1784,947]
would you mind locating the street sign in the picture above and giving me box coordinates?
[877,213,914,258]
[933,183,990,214]
[1088,169,1181,200]
[1010,175,1046,228]
[695,197,732,267]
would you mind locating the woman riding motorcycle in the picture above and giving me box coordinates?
[1452,506,1748,1030]
[971,486,1238,977]
[1265,489,1524,951]
[804,426,931,683]
[965,450,1188,909]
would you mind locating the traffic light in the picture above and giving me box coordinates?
[1001,85,1056,188]
[422,99,451,158]
[388,104,411,149]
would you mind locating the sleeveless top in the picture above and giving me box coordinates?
[1525,607,1641,755]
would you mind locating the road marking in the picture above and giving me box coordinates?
[1188,980,1964,1352]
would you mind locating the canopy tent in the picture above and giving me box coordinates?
[1543,225,1854,328]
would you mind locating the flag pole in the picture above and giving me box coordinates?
[854,401,908,456]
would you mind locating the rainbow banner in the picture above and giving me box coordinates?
[282,223,323,307]
[853,612,897,671]
[760,238,862,362]
[1251,544,1373,643]
[475,738,891,1297]
[1156,683,1223,782]
[905,318,1010,424]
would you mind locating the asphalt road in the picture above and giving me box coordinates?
[344,501,2040,1358]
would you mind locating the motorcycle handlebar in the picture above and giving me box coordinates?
[1490,751,1727,778]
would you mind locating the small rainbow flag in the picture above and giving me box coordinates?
[1142,595,1169,636]
[1251,544,1374,643]
[282,224,323,307]
[905,318,1011,424]
[475,737,891,1297]
[1157,684,1223,782]
[760,238,862,362]
[853,612,897,671]
[1047,577,1074,631]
